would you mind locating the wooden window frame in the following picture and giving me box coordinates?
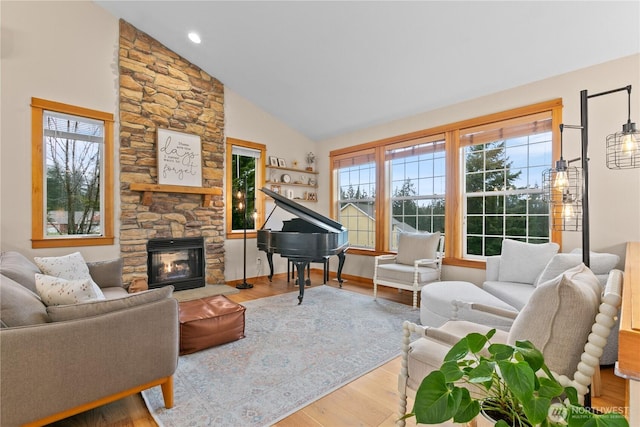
[31,98,114,248]
[225,138,266,239]
[330,99,563,266]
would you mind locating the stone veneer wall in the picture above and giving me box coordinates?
[118,20,225,285]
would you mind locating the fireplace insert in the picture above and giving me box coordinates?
[147,237,205,291]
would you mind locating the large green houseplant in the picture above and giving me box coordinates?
[402,329,628,427]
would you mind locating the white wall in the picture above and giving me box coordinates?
[223,87,317,281]
[0,1,120,262]
[317,54,640,285]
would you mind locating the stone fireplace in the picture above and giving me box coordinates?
[118,20,225,287]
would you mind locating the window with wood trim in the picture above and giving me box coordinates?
[461,112,553,258]
[334,150,377,250]
[387,135,446,250]
[225,138,266,238]
[329,100,562,265]
[31,98,114,248]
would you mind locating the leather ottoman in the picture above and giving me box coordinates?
[178,295,246,355]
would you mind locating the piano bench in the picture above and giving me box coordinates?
[178,295,246,355]
[288,258,329,284]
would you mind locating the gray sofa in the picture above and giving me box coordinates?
[0,251,179,427]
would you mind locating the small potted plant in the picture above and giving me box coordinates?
[306,152,316,171]
[401,329,628,427]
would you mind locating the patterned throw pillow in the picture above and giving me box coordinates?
[35,273,99,306]
[34,252,106,300]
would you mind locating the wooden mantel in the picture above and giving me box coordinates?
[129,183,222,207]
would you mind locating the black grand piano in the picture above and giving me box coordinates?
[257,187,348,304]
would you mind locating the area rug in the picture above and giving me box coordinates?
[172,284,239,302]
[141,285,419,426]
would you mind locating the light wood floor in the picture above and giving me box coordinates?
[48,272,627,427]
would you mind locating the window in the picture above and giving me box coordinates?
[330,99,562,265]
[334,150,377,250]
[387,136,446,250]
[31,98,114,248]
[225,138,266,238]
[461,113,553,257]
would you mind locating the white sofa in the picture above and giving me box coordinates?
[420,239,621,365]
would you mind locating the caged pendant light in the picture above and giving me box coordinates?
[606,85,640,169]
[542,124,582,231]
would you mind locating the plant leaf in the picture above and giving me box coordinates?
[440,360,464,382]
[452,388,480,423]
[444,337,471,362]
[515,340,545,372]
[498,359,535,402]
[413,371,462,424]
[466,332,489,353]
[522,395,551,425]
[564,386,580,405]
[575,412,630,427]
[468,359,495,384]
[488,343,514,361]
[537,376,565,399]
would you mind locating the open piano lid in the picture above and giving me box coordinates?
[260,187,345,234]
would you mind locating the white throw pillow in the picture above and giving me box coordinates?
[35,273,99,306]
[497,239,559,285]
[34,252,106,300]
[569,249,620,274]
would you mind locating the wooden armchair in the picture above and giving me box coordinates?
[373,232,444,308]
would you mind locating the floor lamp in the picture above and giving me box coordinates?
[544,85,640,266]
[543,85,640,409]
[236,173,254,289]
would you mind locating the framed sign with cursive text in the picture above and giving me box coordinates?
[157,128,202,187]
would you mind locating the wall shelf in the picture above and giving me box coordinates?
[266,165,318,202]
[129,183,222,207]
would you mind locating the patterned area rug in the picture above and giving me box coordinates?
[142,285,419,426]
[172,284,239,302]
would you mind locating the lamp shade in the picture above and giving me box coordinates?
[542,163,582,205]
[606,122,640,169]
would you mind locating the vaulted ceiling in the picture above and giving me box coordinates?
[95,1,640,141]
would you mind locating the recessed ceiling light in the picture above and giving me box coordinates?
[188,32,201,44]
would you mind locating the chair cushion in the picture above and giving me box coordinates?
[0,251,42,294]
[376,263,439,286]
[34,252,105,300]
[481,281,537,311]
[497,239,559,285]
[396,232,440,266]
[507,263,601,377]
[1,275,50,327]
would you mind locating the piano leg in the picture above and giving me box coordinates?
[336,251,346,288]
[266,252,274,282]
[291,260,310,304]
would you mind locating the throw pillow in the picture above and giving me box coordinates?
[47,286,173,322]
[34,252,106,300]
[396,232,441,266]
[535,253,583,286]
[35,273,99,306]
[569,249,620,274]
[1,275,50,326]
[497,239,559,285]
[87,258,124,289]
[507,263,601,377]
